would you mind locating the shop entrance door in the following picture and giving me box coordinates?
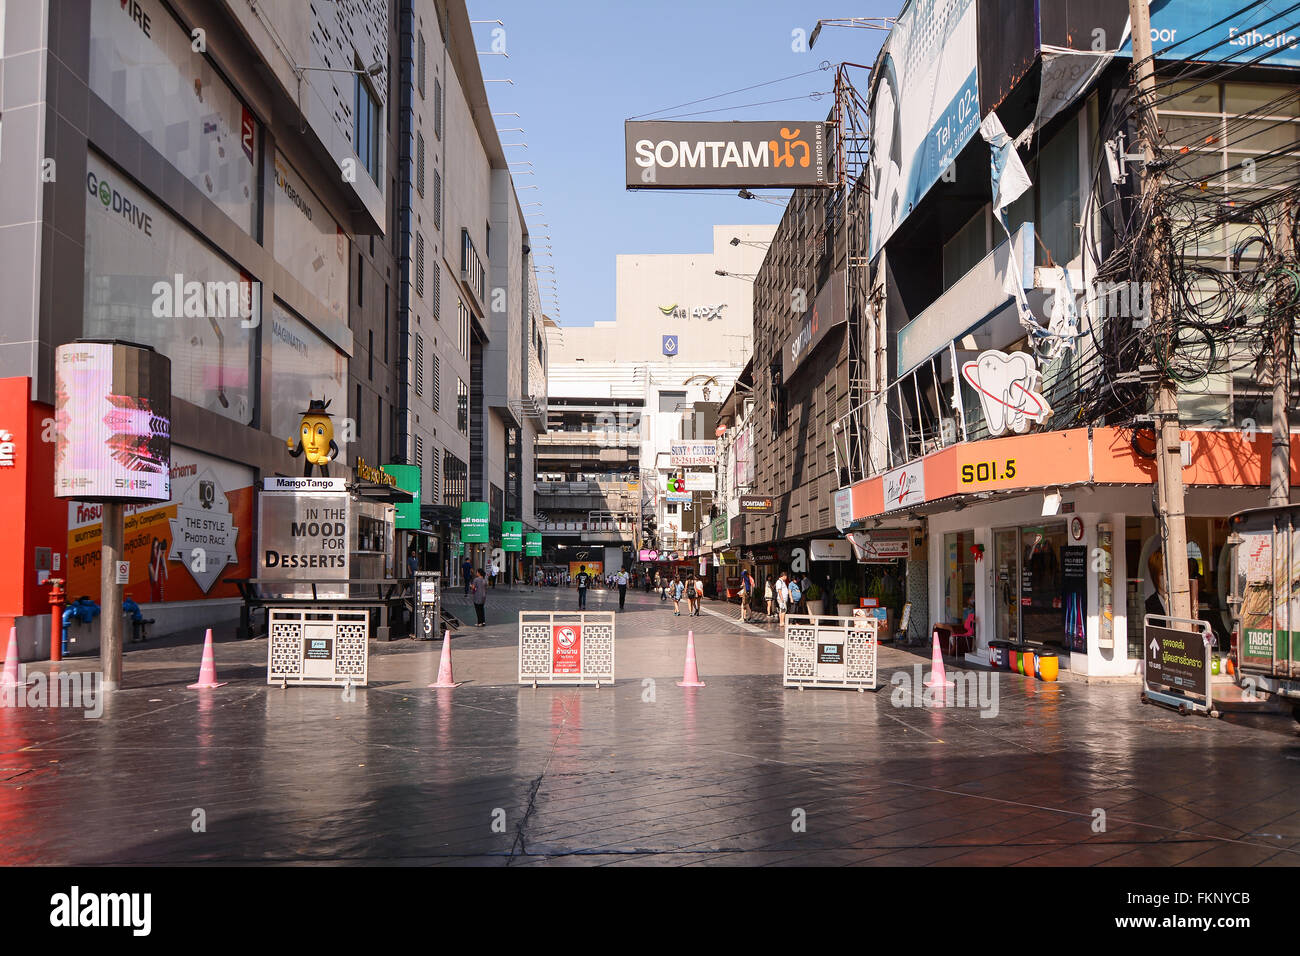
[994,529,1020,644]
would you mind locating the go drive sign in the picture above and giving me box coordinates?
[626,121,830,189]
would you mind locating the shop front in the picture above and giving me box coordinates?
[845,426,1289,676]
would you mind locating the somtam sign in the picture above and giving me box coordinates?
[784,270,847,381]
[626,121,830,189]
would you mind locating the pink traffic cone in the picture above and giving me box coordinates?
[429,629,457,688]
[187,628,227,689]
[677,630,706,688]
[1,627,28,688]
[924,633,954,689]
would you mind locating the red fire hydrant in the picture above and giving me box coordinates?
[47,577,64,663]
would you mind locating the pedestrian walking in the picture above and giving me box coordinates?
[764,577,774,617]
[616,568,628,610]
[692,575,704,616]
[672,575,684,616]
[490,562,499,588]
[740,567,754,622]
[776,571,791,628]
[577,564,590,610]
[471,568,487,627]
[657,571,666,602]
[462,557,473,596]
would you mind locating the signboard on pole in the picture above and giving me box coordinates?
[461,501,489,543]
[626,120,830,189]
[383,463,421,529]
[502,521,523,552]
[525,532,543,557]
[1143,615,1212,713]
[519,611,615,686]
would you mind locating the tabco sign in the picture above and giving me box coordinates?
[626,120,830,189]
[738,495,775,514]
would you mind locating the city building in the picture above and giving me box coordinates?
[831,1,1300,675]
[540,223,773,572]
[0,0,398,650]
[396,0,547,582]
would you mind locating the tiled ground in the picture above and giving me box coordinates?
[1,586,1298,865]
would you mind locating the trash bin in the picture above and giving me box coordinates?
[1008,645,1019,674]
[1020,647,1036,677]
[988,640,1011,670]
[1035,649,1059,682]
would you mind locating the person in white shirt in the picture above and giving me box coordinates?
[616,569,629,611]
[775,572,791,627]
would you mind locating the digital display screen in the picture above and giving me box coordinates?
[54,341,171,502]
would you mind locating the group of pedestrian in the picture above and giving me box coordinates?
[663,572,704,617]
[731,569,815,627]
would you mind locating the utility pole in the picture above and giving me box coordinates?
[1129,0,1192,621]
[1270,197,1295,506]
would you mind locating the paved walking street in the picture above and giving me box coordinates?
[2,587,1298,867]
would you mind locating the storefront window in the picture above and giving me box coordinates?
[1126,516,1233,656]
[943,531,976,623]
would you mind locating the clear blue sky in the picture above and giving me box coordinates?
[468,1,896,327]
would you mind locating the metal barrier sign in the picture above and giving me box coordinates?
[519,611,615,686]
[784,614,878,691]
[268,607,369,686]
[1143,614,1212,714]
[415,571,441,639]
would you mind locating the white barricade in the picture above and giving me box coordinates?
[783,614,878,691]
[518,611,615,686]
[267,607,370,687]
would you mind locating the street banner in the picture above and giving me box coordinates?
[626,120,829,189]
[502,521,523,552]
[519,611,615,686]
[525,532,543,557]
[461,501,489,543]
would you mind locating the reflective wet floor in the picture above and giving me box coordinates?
[2,587,1298,865]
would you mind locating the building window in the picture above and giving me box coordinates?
[429,442,440,502]
[414,333,424,397]
[943,531,977,624]
[431,353,441,411]
[433,262,440,317]
[457,297,470,358]
[434,169,442,230]
[368,330,374,380]
[355,384,363,439]
[377,395,384,461]
[443,451,467,506]
[415,232,425,298]
[417,31,427,98]
[434,78,443,140]
[417,132,425,197]
[413,433,424,479]
[658,390,688,413]
[457,378,469,435]
[354,69,381,183]
[357,254,364,305]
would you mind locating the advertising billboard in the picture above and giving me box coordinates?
[66,445,254,602]
[626,121,830,189]
[89,0,259,235]
[461,501,489,543]
[525,533,543,557]
[868,0,980,258]
[669,440,717,467]
[783,270,847,381]
[257,485,350,599]
[383,464,421,530]
[684,471,714,492]
[84,151,255,425]
[54,342,171,503]
[502,521,523,552]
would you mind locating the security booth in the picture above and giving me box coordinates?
[229,476,414,652]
